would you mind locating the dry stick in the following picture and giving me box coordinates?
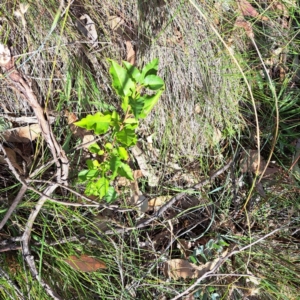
[103,159,233,235]
[0,144,28,230]
[22,185,62,300]
[1,41,68,300]
[0,184,27,231]
[170,226,285,300]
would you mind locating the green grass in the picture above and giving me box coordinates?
[1,0,300,299]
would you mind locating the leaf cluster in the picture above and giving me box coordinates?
[75,59,164,202]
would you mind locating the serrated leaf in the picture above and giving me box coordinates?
[118,162,134,180]
[109,155,122,179]
[74,112,111,135]
[141,58,159,83]
[95,177,109,199]
[123,61,142,82]
[139,90,163,118]
[116,125,137,147]
[143,75,164,90]
[129,97,144,119]
[118,147,128,160]
[109,59,135,97]
[104,186,118,203]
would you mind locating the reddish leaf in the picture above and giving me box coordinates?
[64,254,106,272]
[235,16,254,39]
[238,0,259,18]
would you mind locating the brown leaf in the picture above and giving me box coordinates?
[240,149,266,174]
[238,0,259,18]
[107,15,124,32]
[2,124,41,143]
[79,14,98,48]
[65,110,78,124]
[237,0,268,21]
[163,258,218,280]
[148,195,171,208]
[64,254,106,272]
[163,250,228,280]
[125,40,135,65]
[2,147,24,174]
[130,174,148,212]
[235,16,254,39]
[0,43,11,66]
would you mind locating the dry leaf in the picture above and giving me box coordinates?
[77,14,98,48]
[0,43,11,66]
[64,254,106,272]
[148,195,172,208]
[65,110,77,124]
[125,40,135,65]
[108,15,124,31]
[130,174,148,213]
[14,3,30,28]
[238,0,259,17]
[1,147,24,174]
[131,145,159,186]
[240,149,266,174]
[163,258,218,280]
[235,16,254,39]
[237,0,268,21]
[2,124,41,143]
[163,250,228,280]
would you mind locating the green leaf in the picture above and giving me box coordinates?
[105,143,113,150]
[118,162,134,180]
[109,59,135,97]
[78,169,89,181]
[88,143,103,155]
[124,118,138,125]
[86,159,100,170]
[129,97,144,119]
[143,75,164,90]
[118,147,128,160]
[141,58,159,82]
[95,177,109,199]
[116,125,137,147]
[86,169,99,179]
[121,96,129,113]
[139,90,163,118]
[104,186,118,203]
[123,61,142,82]
[84,181,98,196]
[110,111,120,130]
[109,155,122,180]
[74,112,111,135]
